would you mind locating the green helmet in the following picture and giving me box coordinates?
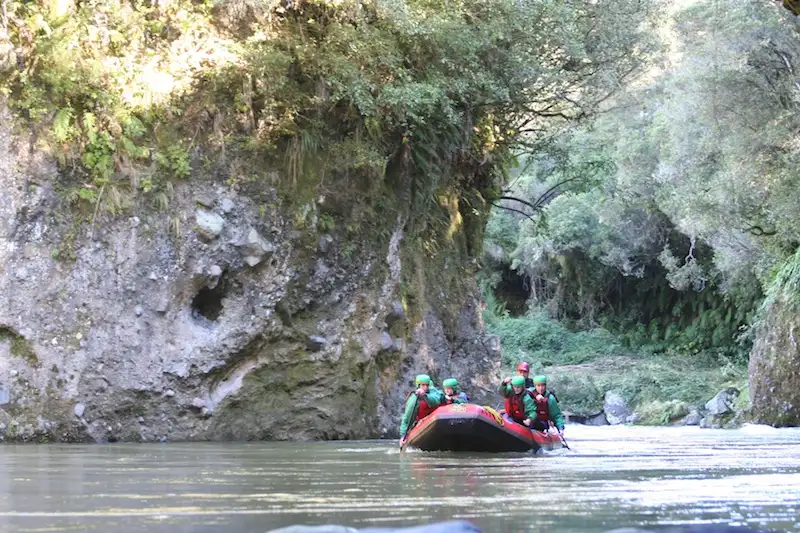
[511,375,526,387]
[415,374,432,385]
[442,378,458,390]
[533,375,547,384]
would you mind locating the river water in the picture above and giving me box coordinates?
[0,425,798,533]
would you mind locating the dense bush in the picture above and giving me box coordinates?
[0,0,659,229]
[480,0,800,368]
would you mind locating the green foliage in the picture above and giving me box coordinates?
[484,208,519,255]
[155,146,191,180]
[544,353,747,420]
[636,400,690,425]
[479,0,800,365]
[483,283,749,421]
[1,0,660,235]
[761,247,800,312]
[317,213,337,233]
[547,373,604,416]
[484,306,631,369]
[734,384,750,414]
[0,0,205,213]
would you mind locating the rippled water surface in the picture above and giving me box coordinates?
[0,425,799,533]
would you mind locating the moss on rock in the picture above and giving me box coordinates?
[0,326,38,367]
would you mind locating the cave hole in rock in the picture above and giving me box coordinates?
[492,265,530,317]
[191,273,229,322]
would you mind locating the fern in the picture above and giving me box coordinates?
[82,112,98,144]
[52,108,74,143]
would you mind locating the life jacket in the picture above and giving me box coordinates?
[444,391,469,405]
[534,390,558,422]
[407,392,437,420]
[504,390,534,424]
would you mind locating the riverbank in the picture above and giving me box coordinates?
[485,309,750,427]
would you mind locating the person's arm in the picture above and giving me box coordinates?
[522,393,537,425]
[399,394,418,439]
[498,381,512,398]
[549,394,565,431]
[425,386,444,407]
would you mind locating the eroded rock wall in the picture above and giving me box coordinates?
[0,107,499,442]
[749,297,800,427]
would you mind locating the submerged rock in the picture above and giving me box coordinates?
[265,521,480,533]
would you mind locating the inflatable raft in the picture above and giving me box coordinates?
[403,403,564,453]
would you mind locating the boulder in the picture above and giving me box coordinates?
[604,390,631,425]
[194,194,215,208]
[484,335,502,355]
[705,387,739,416]
[220,198,235,213]
[195,208,225,240]
[586,412,609,426]
[385,300,405,327]
[565,411,608,425]
[681,411,703,426]
[318,234,334,254]
[238,227,275,266]
[306,336,328,352]
[379,332,394,352]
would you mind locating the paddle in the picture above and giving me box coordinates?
[549,420,571,450]
[524,419,540,454]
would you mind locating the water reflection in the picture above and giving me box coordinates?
[0,425,796,532]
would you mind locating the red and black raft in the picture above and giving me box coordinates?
[404,403,564,453]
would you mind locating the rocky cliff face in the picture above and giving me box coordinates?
[0,107,500,443]
[749,297,800,427]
